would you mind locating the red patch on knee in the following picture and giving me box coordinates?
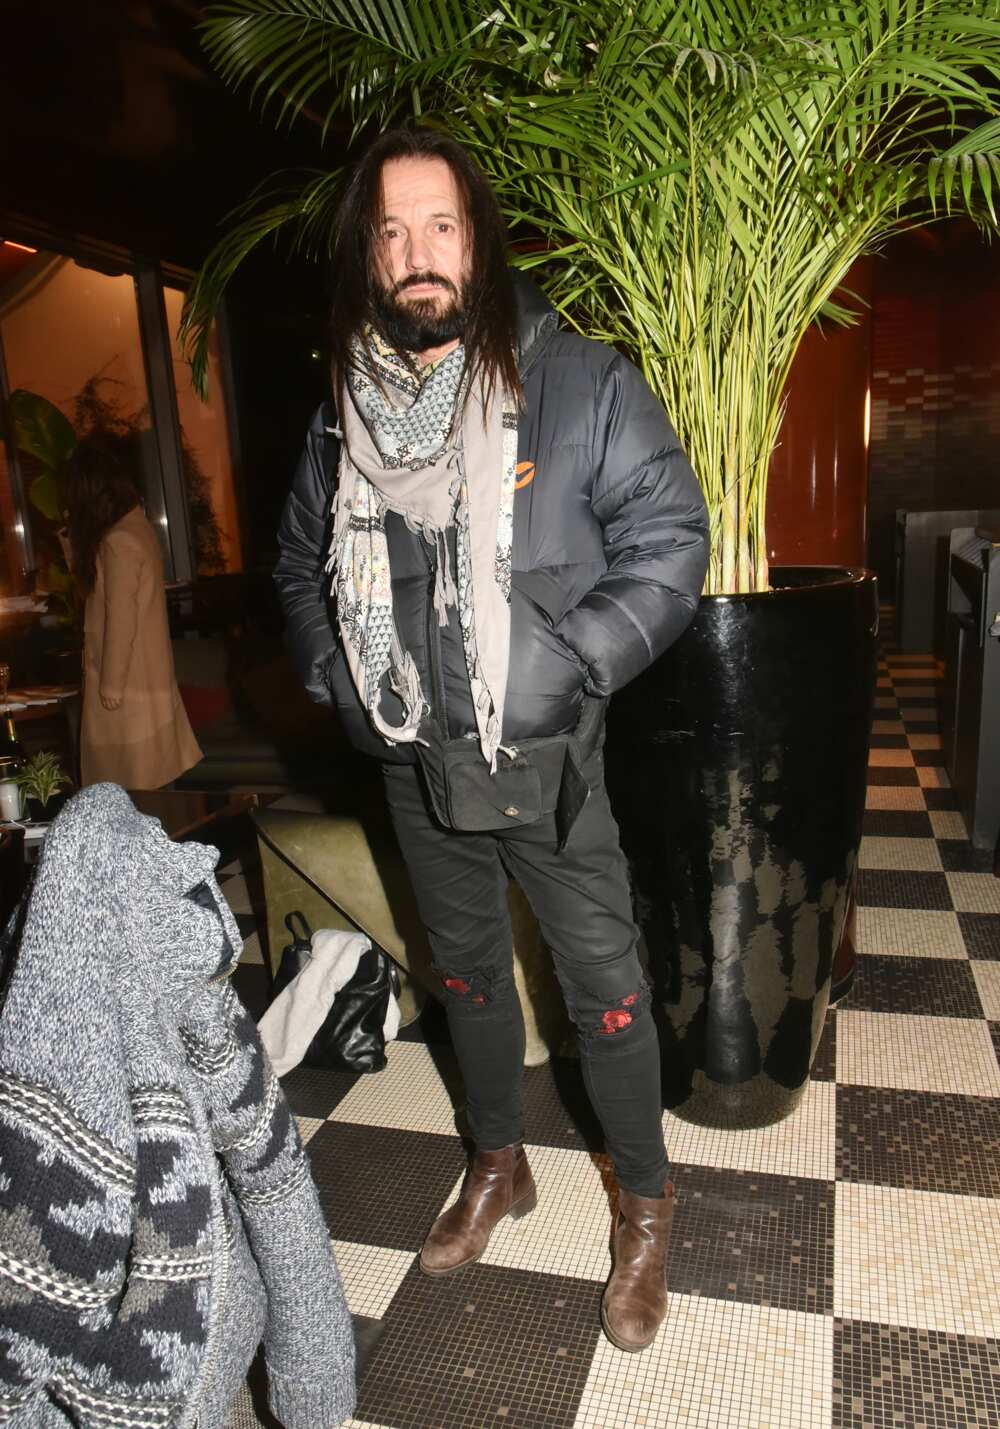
[621,993,640,1007]
[600,1009,633,1034]
[443,977,471,995]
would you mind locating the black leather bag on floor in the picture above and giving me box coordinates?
[273,911,397,1074]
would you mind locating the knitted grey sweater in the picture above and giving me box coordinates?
[0,784,355,1427]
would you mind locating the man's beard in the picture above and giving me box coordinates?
[371,271,468,353]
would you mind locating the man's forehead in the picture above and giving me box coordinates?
[380,156,462,215]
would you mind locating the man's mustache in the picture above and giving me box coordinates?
[393,272,458,299]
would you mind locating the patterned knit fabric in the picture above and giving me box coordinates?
[352,339,464,467]
[331,340,518,769]
[0,784,355,1428]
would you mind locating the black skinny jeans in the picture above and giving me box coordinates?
[381,751,669,1198]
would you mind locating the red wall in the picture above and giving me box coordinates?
[766,259,874,569]
[764,231,1000,588]
[865,228,1000,597]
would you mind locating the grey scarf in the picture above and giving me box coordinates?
[329,339,517,770]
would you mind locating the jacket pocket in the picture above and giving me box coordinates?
[569,692,607,763]
[329,649,416,764]
[511,583,590,695]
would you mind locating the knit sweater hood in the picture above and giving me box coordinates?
[3,785,241,1138]
[0,783,355,1428]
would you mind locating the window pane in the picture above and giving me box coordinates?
[163,286,242,575]
[0,437,29,597]
[0,245,168,597]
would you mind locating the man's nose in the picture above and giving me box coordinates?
[406,233,432,271]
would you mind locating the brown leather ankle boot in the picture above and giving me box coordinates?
[600,1181,675,1351]
[419,1143,537,1276]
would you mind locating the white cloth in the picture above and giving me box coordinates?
[258,929,400,1077]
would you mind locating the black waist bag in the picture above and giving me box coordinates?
[273,911,398,1074]
[416,695,606,849]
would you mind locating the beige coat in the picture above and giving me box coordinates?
[81,506,202,790]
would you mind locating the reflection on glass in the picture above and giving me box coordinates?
[163,287,242,575]
[0,443,25,597]
[0,245,165,596]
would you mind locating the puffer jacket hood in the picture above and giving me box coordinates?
[512,270,559,373]
[275,272,709,763]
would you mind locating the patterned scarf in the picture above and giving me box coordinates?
[328,337,518,770]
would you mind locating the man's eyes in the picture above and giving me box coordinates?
[382,224,456,239]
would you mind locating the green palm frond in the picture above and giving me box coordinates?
[188,0,1000,591]
[179,167,346,392]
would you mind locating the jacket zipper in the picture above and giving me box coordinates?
[424,546,449,734]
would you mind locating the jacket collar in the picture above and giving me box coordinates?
[512,271,558,376]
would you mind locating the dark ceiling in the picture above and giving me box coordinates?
[0,0,350,567]
[0,0,340,271]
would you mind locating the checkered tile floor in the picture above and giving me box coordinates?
[219,628,1000,1428]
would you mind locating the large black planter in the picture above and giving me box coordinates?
[606,566,878,1128]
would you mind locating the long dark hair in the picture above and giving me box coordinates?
[329,127,522,408]
[66,439,141,596]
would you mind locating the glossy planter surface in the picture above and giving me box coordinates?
[606,567,878,1128]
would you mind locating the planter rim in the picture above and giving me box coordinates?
[702,565,876,605]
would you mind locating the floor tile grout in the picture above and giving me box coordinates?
[226,632,1000,1429]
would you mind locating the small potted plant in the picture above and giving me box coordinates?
[16,751,71,823]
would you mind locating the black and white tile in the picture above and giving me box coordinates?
[224,627,1000,1429]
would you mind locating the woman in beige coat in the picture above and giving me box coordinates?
[69,444,202,789]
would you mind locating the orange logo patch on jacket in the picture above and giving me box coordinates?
[515,461,536,490]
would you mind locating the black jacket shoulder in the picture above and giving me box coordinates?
[272,402,341,706]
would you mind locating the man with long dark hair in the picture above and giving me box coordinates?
[275,128,709,1353]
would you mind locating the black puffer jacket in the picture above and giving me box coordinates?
[274,275,709,764]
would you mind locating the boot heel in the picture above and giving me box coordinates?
[509,1187,537,1221]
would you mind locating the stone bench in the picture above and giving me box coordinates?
[252,806,571,1066]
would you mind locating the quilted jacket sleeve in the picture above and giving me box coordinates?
[553,355,709,697]
[273,403,341,707]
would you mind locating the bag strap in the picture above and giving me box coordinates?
[283,909,313,947]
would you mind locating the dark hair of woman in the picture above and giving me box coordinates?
[328,126,523,409]
[66,440,141,596]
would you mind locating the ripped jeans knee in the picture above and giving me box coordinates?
[433,965,513,1013]
[565,980,653,1041]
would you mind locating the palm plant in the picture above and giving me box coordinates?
[184,0,1000,593]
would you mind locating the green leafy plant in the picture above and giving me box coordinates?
[7,388,81,627]
[15,750,70,811]
[5,378,228,616]
[183,0,1000,593]
[8,388,77,522]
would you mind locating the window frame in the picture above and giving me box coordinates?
[0,216,242,589]
[0,314,35,583]
[161,262,248,581]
